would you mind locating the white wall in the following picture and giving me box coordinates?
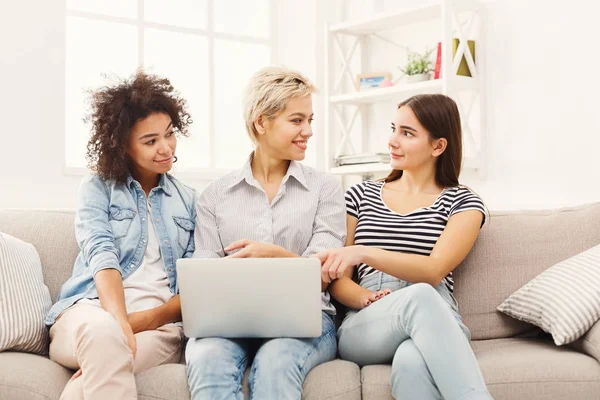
[2,0,600,211]
[464,0,600,210]
[0,0,81,209]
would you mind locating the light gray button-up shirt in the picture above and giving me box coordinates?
[193,156,346,314]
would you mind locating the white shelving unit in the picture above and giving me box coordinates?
[324,0,485,179]
[330,162,392,176]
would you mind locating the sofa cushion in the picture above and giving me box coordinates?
[0,210,79,302]
[498,243,600,345]
[136,359,361,400]
[474,337,600,400]
[136,364,191,400]
[0,233,52,354]
[361,365,393,400]
[360,338,600,400]
[570,318,600,363]
[453,203,600,340]
[0,352,71,400]
[302,360,361,400]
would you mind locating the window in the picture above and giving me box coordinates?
[65,0,274,174]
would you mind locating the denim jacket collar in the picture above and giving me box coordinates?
[127,173,173,197]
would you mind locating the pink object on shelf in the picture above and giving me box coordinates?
[378,79,394,88]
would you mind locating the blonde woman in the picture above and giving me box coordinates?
[185,67,346,399]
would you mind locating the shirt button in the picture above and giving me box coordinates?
[169,268,174,272]
[139,195,143,199]
[130,263,135,268]
[164,240,169,244]
[142,239,146,243]
[141,218,146,222]
[156,218,161,222]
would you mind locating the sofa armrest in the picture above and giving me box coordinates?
[570,320,600,363]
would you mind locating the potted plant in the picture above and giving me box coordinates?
[399,48,434,83]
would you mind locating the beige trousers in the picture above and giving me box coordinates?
[49,304,182,400]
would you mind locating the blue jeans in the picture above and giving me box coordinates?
[186,312,336,400]
[338,272,492,400]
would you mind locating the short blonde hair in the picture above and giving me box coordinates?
[243,66,317,143]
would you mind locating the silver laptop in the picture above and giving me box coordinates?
[177,258,322,338]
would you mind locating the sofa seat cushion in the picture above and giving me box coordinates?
[136,364,191,400]
[302,360,361,400]
[360,338,600,400]
[361,365,394,400]
[0,352,71,400]
[474,338,600,399]
[136,359,361,400]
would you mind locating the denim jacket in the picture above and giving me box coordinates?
[46,173,196,326]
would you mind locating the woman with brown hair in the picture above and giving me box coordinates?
[46,70,196,400]
[317,94,492,399]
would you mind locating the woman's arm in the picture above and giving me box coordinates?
[75,177,128,318]
[225,175,347,292]
[124,186,218,334]
[75,176,136,353]
[361,210,483,285]
[192,184,226,259]
[326,215,391,309]
[95,269,129,323]
[301,175,346,291]
[128,295,182,333]
[96,269,135,355]
[181,190,198,259]
[75,176,123,277]
[323,210,484,287]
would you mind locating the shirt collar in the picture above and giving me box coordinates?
[286,159,309,190]
[226,153,309,191]
[127,173,173,196]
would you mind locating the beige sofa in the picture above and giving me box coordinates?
[1,205,600,400]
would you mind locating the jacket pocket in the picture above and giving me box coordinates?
[173,216,194,252]
[109,207,136,239]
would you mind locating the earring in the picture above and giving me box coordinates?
[173,156,178,163]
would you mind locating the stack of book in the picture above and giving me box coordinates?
[335,153,391,167]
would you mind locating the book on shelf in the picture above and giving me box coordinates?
[335,153,391,167]
[434,42,442,79]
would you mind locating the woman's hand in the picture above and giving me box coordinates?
[119,318,137,358]
[315,245,367,283]
[224,240,288,258]
[359,289,392,309]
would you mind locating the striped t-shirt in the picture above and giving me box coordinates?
[345,181,486,292]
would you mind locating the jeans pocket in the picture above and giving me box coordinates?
[173,216,194,251]
[108,207,136,239]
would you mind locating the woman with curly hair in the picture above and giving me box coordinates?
[46,70,196,400]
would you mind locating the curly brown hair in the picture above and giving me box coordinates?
[85,69,192,183]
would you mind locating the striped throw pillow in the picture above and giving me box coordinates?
[0,233,52,354]
[497,244,600,346]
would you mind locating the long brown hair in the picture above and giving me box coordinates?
[384,94,462,187]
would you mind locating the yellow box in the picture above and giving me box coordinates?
[452,38,475,77]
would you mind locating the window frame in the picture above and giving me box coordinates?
[63,0,277,180]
